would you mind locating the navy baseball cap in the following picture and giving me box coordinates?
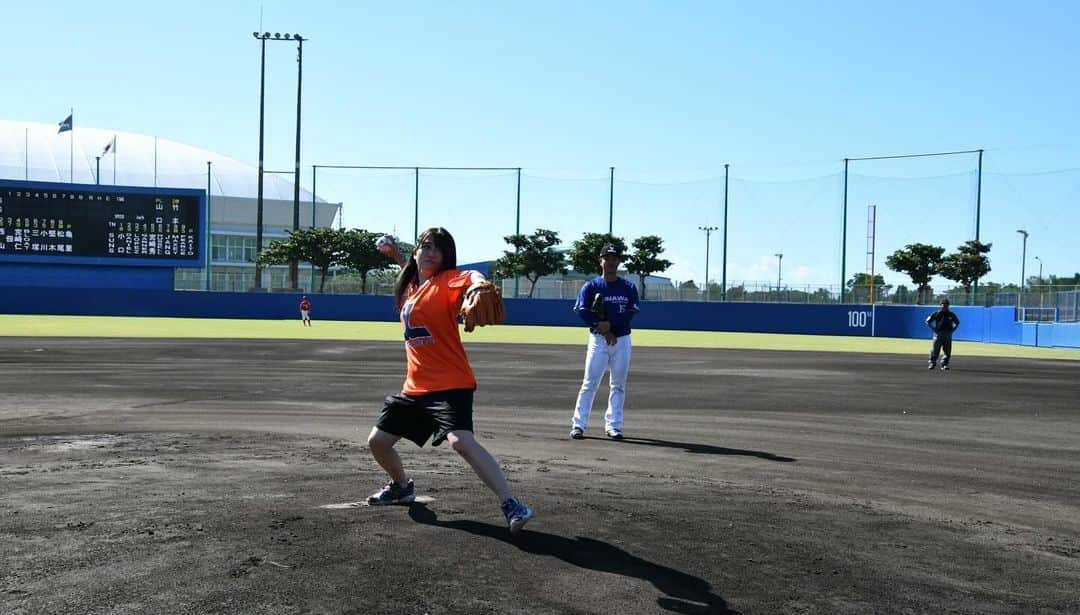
[600,245,621,257]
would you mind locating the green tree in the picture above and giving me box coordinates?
[979,281,1009,292]
[568,233,627,276]
[338,229,398,294]
[705,281,723,301]
[492,228,567,297]
[972,281,1010,306]
[623,235,672,300]
[846,273,890,303]
[885,243,945,304]
[677,279,698,300]
[1047,273,1080,287]
[937,240,992,297]
[892,284,911,304]
[256,227,345,293]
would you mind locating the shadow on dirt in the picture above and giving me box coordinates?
[587,436,796,462]
[408,503,738,614]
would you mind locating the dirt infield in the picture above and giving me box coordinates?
[2,337,1079,614]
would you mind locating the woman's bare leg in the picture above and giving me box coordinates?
[367,426,407,484]
[445,430,512,501]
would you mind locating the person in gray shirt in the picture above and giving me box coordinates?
[926,298,961,370]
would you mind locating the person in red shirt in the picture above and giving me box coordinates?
[366,227,534,533]
[299,295,312,327]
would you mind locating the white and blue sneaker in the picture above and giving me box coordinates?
[366,479,415,506]
[501,497,534,534]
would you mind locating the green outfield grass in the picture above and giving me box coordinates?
[1,314,1076,360]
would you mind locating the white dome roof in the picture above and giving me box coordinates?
[0,119,323,203]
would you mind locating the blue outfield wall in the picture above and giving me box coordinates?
[0,286,398,322]
[1,286,1078,349]
[0,263,175,289]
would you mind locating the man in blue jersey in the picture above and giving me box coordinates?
[569,245,640,441]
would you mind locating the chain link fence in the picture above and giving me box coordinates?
[175,265,1079,324]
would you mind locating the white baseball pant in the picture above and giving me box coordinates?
[572,332,632,433]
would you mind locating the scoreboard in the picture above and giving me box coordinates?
[0,179,205,267]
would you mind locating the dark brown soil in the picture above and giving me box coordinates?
[2,338,1078,614]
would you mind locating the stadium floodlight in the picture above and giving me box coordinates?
[252,28,307,290]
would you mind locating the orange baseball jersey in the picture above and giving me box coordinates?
[400,269,477,395]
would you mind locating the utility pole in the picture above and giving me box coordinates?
[775,253,784,302]
[699,226,718,300]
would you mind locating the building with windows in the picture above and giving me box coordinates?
[0,120,339,292]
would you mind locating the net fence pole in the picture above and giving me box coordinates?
[608,166,614,234]
[721,163,729,301]
[841,158,849,303]
[514,167,521,297]
[972,148,984,304]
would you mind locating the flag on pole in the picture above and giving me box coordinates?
[102,135,117,156]
[58,113,73,133]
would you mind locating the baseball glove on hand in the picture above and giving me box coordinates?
[460,281,505,332]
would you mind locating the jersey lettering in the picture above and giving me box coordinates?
[402,302,434,346]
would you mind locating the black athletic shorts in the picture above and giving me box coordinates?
[374,388,475,447]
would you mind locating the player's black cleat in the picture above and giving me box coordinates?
[941,364,950,371]
[569,428,584,440]
[927,362,936,370]
[366,479,415,505]
[606,429,624,441]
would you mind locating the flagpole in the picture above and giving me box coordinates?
[69,108,74,183]
[24,127,29,180]
[154,136,158,186]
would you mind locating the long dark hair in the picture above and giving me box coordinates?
[393,227,458,309]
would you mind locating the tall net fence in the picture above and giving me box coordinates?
[6,134,1075,310]
[315,166,852,298]
[842,154,982,302]
[259,161,1080,310]
[725,174,842,296]
[1055,290,1080,322]
[981,167,1079,283]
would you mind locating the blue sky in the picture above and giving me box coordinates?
[6,1,1079,290]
